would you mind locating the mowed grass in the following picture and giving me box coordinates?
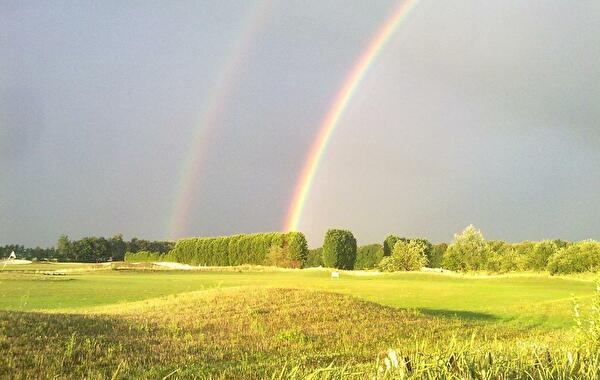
[2,266,599,378]
[0,287,575,379]
[0,267,595,328]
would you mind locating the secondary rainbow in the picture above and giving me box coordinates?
[284,0,419,231]
[169,0,273,239]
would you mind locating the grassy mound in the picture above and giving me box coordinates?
[1,287,511,379]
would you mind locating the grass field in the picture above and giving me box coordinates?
[1,264,599,378]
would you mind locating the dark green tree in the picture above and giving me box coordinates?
[322,229,357,270]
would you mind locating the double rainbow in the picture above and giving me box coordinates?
[284,0,419,231]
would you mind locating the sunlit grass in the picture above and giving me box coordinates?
[1,267,598,378]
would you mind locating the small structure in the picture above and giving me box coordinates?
[331,271,340,279]
[9,251,16,259]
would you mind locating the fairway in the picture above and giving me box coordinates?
[1,266,594,329]
[3,266,600,378]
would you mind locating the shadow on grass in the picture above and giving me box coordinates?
[418,308,500,321]
[0,310,155,379]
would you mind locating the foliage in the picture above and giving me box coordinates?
[265,245,301,268]
[322,229,357,270]
[169,232,309,268]
[574,281,600,348]
[528,240,560,271]
[487,248,527,273]
[51,234,172,262]
[124,251,164,263]
[0,244,56,261]
[354,244,384,270]
[305,247,323,267]
[377,240,428,272]
[285,232,309,264]
[428,243,447,268]
[383,235,405,257]
[443,225,490,271]
[547,241,600,274]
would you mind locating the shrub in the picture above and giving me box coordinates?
[355,244,384,270]
[322,229,357,270]
[443,225,489,271]
[306,248,323,267]
[547,241,600,274]
[377,240,428,272]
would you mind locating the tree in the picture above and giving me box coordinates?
[306,247,323,268]
[547,240,600,275]
[429,243,447,268]
[286,232,309,267]
[322,229,357,270]
[355,244,384,270]
[383,235,407,257]
[109,234,126,261]
[378,240,428,272]
[528,240,558,271]
[56,235,71,261]
[443,225,489,271]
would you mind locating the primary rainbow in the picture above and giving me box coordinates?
[284,0,419,232]
[169,0,273,239]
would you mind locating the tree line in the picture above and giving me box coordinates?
[4,226,599,274]
[1,235,173,262]
[306,226,600,275]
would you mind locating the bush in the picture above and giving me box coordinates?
[355,244,384,270]
[547,241,600,275]
[306,248,323,267]
[443,225,489,271]
[377,240,428,272]
[168,232,309,268]
[322,229,357,270]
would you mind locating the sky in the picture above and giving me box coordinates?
[1,1,600,248]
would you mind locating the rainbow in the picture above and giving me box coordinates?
[284,0,419,232]
[169,0,273,239]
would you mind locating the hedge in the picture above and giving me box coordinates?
[322,229,357,270]
[124,251,165,262]
[168,232,308,267]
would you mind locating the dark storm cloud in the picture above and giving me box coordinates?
[1,0,599,247]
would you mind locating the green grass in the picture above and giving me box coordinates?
[1,265,599,378]
[0,268,594,329]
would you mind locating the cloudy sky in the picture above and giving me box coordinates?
[2,1,600,248]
